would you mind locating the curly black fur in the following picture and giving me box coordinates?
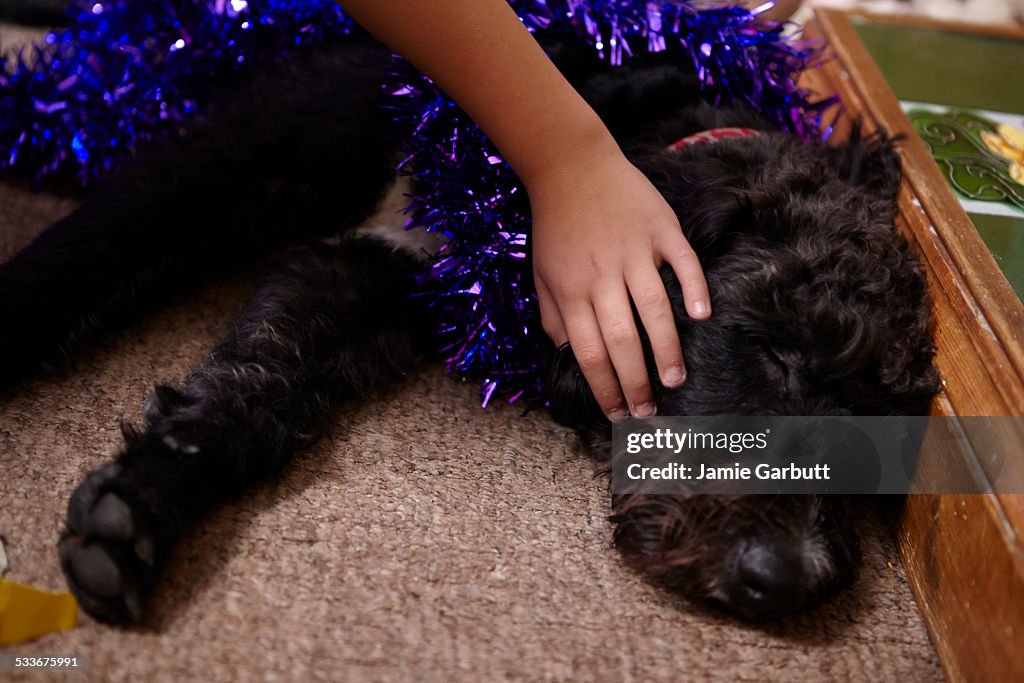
[0,34,938,624]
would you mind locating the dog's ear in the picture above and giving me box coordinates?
[824,124,903,200]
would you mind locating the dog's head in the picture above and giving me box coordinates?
[547,131,939,424]
[544,128,939,620]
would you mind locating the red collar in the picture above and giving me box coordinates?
[667,127,761,152]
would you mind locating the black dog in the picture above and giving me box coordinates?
[0,32,939,624]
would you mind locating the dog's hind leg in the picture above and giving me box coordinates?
[0,39,397,386]
[57,237,427,623]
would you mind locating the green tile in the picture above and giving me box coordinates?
[970,212,1024,301]
[854,21,1024,113]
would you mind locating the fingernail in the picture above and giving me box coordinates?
[693,301,710,317]
[633,402,657,417]
[664,367,685,387]
[607,408,628,420]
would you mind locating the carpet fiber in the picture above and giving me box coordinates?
[0,24,943,682]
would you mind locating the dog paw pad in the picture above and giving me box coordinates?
[59,469,160,624]
[88,493,135,541]
[64,543,123,600]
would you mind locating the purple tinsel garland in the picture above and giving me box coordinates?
[0,0,834,406]
[0,1,356,186]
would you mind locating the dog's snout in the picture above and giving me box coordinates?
[725,542,807,620]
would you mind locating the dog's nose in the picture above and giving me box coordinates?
[725,542,807,620]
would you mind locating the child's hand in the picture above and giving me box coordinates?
[528,144,711,419]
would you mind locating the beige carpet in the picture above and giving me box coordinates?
[0,24,943,683]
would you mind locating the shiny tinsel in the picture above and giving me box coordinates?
[0,1,355,186]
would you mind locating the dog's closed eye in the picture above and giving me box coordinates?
[761,343,802,398]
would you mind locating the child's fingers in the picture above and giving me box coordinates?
[535,278,569,346]
[562,304,628,419]
[626,266,687,388]
[592,284,657,417]
[661,231,711,320]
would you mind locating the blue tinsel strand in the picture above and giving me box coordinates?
[390,72,543,407]
[0,0,834,406]
[0,1,355,186]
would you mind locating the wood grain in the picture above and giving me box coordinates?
[804,10,1024,682]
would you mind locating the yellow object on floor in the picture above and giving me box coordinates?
[0,576,78,644]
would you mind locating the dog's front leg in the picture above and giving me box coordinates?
[56,238,427,624]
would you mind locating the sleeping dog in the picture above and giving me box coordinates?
[0,32,939,624]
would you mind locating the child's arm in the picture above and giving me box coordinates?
[339,0,711,418]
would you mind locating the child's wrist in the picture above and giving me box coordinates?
[516,119,624,198]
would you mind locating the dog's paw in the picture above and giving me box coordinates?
[58,462,161,624]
